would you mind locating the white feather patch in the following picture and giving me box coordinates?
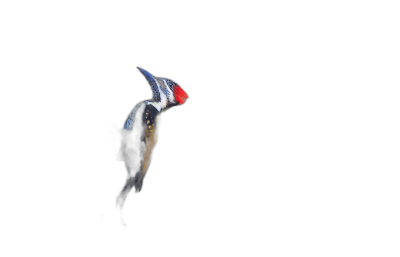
[155,80,168,109]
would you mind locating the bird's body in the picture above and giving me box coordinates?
[116,67,188,216]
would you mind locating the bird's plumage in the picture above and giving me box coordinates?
[116,67,188,217]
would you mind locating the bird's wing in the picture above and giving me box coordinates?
[135,105,161,193]
[123,102,142,130]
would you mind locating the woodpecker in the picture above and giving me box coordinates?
[116,67,188,214]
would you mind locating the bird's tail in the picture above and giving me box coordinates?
[117,175,138,226]
[116,172,145,209]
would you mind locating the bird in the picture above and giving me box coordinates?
[116,67,188,219]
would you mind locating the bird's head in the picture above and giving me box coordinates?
[137,67,188,110]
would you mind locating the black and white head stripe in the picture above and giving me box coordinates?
[136,67,183,110]
[159,78,177,89]
[157,78,179,104]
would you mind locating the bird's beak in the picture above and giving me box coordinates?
[137,67,156,85]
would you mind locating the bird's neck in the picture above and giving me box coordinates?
[148,88,169,112]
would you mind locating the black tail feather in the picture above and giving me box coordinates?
[135,177,143,192]
[117,175,137,226]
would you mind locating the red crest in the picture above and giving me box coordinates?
[173,85,188,104]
